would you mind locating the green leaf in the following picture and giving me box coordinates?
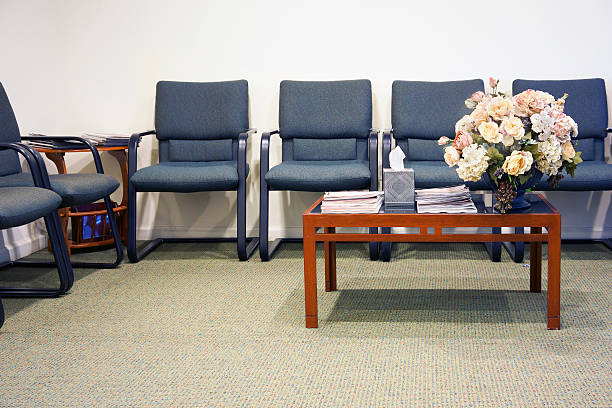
[488,167,499,185]
[518,173,531,185]
[486,147,503,163]
[573,151,583,165]
[472,133,485,144]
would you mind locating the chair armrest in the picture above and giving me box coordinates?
[237,129,257,181]
[260,130,280,182]
[0,142,52,188]
[128,130,156,180]
[382,130,394,186]
[368,129,379,191]
[22,135,106,174]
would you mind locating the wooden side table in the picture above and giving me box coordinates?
[35,145,128,254]
[302,193,562,330]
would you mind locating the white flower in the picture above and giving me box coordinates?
[502,151,533,176]
[444,146,460,166]
[561,141,576,161]
[536,157,563,176]
[455,115,475,135]
[500,116,526,140]
[487,96,513,121]
[478,121,503,144]
[537,138,563,164]
[456,144,489,182]
[530,111,555,141]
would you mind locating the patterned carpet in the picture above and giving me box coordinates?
[0,241,610,407]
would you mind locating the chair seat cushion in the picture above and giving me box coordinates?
[0,173,119,207]
[405,161,489,190]
[534,161,612,191]
[131,161,248,193]
[0,187,62,229]
[265,160,371,192]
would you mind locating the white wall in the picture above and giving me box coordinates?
[1,0,611,256]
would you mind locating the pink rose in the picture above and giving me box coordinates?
[453,131,473,151]
[471,91,485,102]
[489,77,498,89]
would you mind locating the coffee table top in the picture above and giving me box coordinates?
[305,193,559,217]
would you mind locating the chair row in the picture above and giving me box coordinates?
[1,79,611,287]
[127,78,612,263]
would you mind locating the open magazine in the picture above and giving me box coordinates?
[415,185,477,214]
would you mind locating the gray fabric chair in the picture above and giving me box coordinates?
[0,142,74,297]
[0,82,122,268]
[259,79,379,261]
[504,78,612,258]
[513,79,612,191]
[381,80,486,261]
[127,80,258,262]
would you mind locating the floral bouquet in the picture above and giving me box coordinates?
[438,77,582,212]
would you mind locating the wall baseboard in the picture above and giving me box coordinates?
[2,225,610,262]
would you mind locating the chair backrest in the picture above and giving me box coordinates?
[513,78,608,161]
[279,79,372,161]
[155,80,249,163]
[0,82,23,176]
[392,79,484,161]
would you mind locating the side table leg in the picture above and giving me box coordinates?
[303,223,318,328]
[530,227,542,293]
[324,227,337,292]
[547,219,561,330]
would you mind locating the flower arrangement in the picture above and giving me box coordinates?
[438,77,582,212]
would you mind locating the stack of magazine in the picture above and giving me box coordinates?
[415,185,477,214]
[25,132,131,149]
[321,191,384,214]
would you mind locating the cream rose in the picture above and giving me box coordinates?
[478,121,502,143]
[500,116,526,140]
[487,96,513,121]
[561,141,576,161]
[470,107,489,127]
[502,151,533,176]
[444,146,461,166]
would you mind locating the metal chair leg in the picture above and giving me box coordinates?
[2,211,74,297]
[380,228,392,262]
[259,180,271,261]
[369,228,379,260]
[0,297,4,328]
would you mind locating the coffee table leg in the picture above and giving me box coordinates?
[530,227,542,293]
[547,219,561,330]
[324,227,337,292]
[304,223,318,328]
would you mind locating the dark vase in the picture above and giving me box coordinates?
[485,168,543,212]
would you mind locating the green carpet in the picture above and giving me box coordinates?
[0,242,610,407]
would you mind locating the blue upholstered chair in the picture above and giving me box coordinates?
[381,80,486,261]
[513,79,612,191]
[0,143,74,297]
[259,79,379,261]
[127,80,258,262]
[503,78,612,258]
[0,82,122,269]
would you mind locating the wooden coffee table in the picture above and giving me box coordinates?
[302,193,561,330]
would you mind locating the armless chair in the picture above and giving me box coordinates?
[381,80,487,261]
[127,80,258,262]
[0,142,74,297]
[0,82,122,269]
[260,79,379,261]
[507,78,612,257]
